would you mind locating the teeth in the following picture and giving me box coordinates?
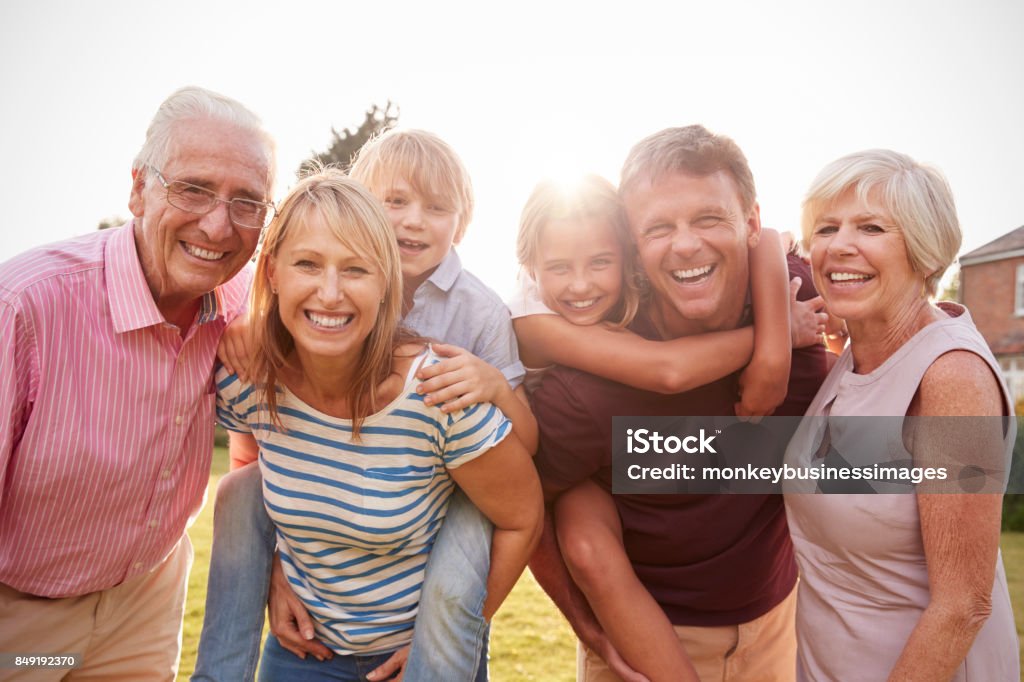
[307,312,353,328]
[398,239,426,249]
[830,272,872,282]
[567,299,597,309]
[672,264,712,281]
[183,243,227,261]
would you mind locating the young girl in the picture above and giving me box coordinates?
[512,175,822,681]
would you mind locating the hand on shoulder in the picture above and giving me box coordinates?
[390,341,431,381]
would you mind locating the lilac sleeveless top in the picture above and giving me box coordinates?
[784,303,1020,681]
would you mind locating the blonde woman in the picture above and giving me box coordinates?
[216,170,542,680]
[785,150,1019,681]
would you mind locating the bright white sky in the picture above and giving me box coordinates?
[2,0,1022,299]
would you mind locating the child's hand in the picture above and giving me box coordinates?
[416,343,509,413]
[267,552,333,662]
[789,278,828,348]
[218,314,255,382]
[574,616,651,682]
[734,356,788,421]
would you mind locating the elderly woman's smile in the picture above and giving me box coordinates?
[788,149,1018,681]
[809,188,924,330]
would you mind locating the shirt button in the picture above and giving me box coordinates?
[160,469,171,479]
[134,562,143,570]
[148,519,158,529]
[175,415,183,426]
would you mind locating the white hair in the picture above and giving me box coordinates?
[801,149,961,296]
[132,86,276,190]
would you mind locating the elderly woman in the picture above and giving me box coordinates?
[784,150,1019,680]
[215,169,543,680]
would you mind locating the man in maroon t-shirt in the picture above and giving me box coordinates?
[529,125,828,681]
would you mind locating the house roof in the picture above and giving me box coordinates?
[960,225,1024,265]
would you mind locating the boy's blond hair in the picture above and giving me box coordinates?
[349,128,474,242]
[516,175,642,327]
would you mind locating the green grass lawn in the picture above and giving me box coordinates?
[180,448,1024,680]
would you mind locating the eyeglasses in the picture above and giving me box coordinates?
[150,167,276,230]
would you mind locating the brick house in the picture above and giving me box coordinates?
[959,225,1024,401]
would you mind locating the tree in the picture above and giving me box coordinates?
[98,215,128,230]
[299,101,399,176]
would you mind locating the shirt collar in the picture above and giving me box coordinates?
[105,220,240,333]
[423,249,462,293]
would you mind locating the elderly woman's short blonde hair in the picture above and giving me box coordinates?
[800,149,961,296]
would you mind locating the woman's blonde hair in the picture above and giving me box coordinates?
[516,175,642,327]
[249,168,408,437]
[801,149,961,297]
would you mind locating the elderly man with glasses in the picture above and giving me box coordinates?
[0,86,275,680]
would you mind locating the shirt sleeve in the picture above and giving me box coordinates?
[441,401,512,470]
[471,308,527,389]
[214,366,255,434]
[531,369,608,494]
[507,272,557,319]
[0,300,34,502]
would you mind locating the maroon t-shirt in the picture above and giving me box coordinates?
[532,260,827,626]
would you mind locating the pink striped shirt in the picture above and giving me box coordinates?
[0,223,249,597]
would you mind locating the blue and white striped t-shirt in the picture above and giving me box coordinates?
[215,347,511,655]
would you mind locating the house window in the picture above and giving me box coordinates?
[1016,265,1024,316]
[1001,356,1024,405]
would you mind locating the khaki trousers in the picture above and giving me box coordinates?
[0,536,192,682]
[578,584,797,682]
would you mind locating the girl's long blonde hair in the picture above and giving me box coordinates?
[516,174,642,327]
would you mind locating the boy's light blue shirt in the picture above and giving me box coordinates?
[403,249,525,388]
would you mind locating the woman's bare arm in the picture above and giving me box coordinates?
[889,350,1005,681]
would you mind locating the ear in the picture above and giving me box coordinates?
[128,167,146,217]
[267,255,278,291]
[745,202,762,249]
[452,214,466,246]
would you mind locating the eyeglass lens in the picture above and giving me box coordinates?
[166,181,271,228]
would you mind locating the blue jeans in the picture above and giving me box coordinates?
[192,463,275,682]
[192,466,491,682]
[405,489,492,682]
[258,635,398,681]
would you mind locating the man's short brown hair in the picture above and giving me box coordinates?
[619,125,756,214]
